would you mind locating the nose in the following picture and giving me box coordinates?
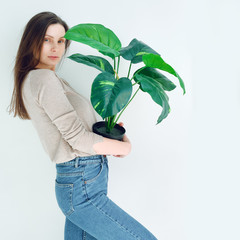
[51,42,58,52]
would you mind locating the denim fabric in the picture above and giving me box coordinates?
[55,155,158,240]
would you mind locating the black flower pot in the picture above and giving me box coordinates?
[92,121,125,141]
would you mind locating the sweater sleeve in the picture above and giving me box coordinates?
[29,69,103,155]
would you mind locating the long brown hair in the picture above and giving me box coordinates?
[7,11,71,120]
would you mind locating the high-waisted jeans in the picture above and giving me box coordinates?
[55,155,158,240]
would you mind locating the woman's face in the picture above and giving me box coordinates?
[35,23,66,71]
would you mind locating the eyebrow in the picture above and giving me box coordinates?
[45,34,65,38]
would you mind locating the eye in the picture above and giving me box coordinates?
[44,38,50,42]
[58,39,65,44]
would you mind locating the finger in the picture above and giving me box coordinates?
[118,122,124,127]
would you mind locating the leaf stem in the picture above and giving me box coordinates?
[117,56,120,75]
[109,114,117,129]
[114,58,116,78]
[113,69,120,80]
[114,87,140,125]
[127,62,132,78]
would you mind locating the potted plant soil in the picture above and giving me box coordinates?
[64,24,186,140]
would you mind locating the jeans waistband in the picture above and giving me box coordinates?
[56,155,107,168]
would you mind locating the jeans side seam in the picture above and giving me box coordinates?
[87,198,142,240]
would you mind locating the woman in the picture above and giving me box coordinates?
[8,11,157,240]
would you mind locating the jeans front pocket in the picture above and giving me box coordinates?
[83,161,103,184]
[55,180,74,216]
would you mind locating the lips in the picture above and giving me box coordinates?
[48,56,59,60]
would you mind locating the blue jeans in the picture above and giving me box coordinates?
[55,155,158,240]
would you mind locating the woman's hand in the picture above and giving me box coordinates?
[113,122,131,158]
[93,122,132,157]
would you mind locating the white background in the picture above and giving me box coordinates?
[1,0,240,239]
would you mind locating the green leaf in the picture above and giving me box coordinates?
[64,23,121,59]
[98,51,116,59]
[134,72,171,124]
[142,53,186,94]
[120,38,159,64]
[136,67,176,91]
[68,54,114,74]
[91,72,132,119]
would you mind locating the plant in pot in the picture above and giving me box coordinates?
[64,24,186,141]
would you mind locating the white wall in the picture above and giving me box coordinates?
[1,0,239,239]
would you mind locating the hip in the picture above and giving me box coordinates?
[55,155,109,216]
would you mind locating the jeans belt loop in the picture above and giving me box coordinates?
[75,157,79,168]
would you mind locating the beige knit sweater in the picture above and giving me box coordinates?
[22,69,104,163]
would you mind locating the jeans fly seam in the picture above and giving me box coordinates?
[87,198,142,240]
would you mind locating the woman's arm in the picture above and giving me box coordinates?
[30,70,131,157]
[29,69,103,155]
[93,134,131,157]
